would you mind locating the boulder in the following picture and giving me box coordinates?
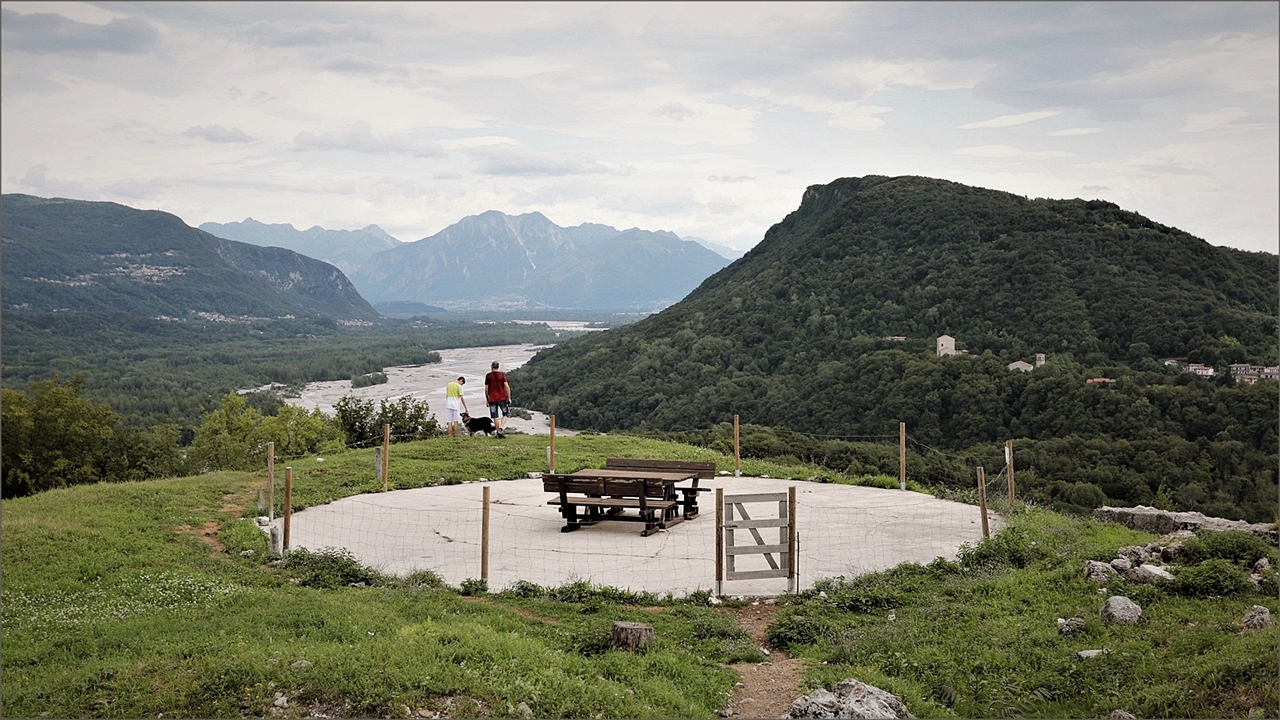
[1116,546,1151,563]
[1109,710,1137,720]
[1109,558,1132,572]
[1124,564,1174,585]
[1101,596,1143,625]
[1241,605,1273,634]
[1254,558,1271,574]
[1083,561,1118,584]
[783,679,908,719]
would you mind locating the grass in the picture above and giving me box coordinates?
[769,506,1279,718]
[4,434,1275,718]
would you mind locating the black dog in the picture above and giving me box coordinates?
[460,412,497,437]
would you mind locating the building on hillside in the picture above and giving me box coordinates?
[1161,359,1180,367]
[1035,353,1046,367]
[1007,360,1034,372]
[1229,363,1260,384]
[885,335,906,342]
[1086,377,1117,385]
[1186,363,1216,378]
[937,335,959,357]
[1261,366,1280,381]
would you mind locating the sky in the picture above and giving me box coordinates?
[2,1,1277,254]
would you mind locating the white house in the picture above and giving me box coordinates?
[1007,360,1034,372]
[937,335,957,357]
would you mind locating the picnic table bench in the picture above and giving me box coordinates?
[543,459,717,536]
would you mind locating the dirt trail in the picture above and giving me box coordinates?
[720,601,804,719]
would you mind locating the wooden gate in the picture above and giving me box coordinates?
[715,487,797,595]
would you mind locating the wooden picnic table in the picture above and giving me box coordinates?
[543,467,701,536]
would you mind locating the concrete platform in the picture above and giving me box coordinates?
[276,476,1001,597]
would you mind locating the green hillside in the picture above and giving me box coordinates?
[509,176,1278,521]
[1,194,379,321]
[513,176,1277,434]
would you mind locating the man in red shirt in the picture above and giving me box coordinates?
[484,360,511,438]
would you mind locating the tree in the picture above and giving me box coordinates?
[1,377,121,497]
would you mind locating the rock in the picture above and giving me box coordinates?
[290,659,311,669]
[273,694,288,709]
[1241,605,1272,633]
[1116,546,1150,563]
[1110,710,1137,719]
[1077,649,1108,660]
[1057,617,1086,637]
[515,701,533,718]
[1254,558,1271,573]
[240,549,255,558]
[783,679,908,719]
[256,516,271,526]
[1101,596,1143,624]
[1083,560,1117,583]
[1124,564,1174,585]
[1109,558,1132,572]
[1093,506,1278,543]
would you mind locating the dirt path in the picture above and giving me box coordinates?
[719,601,804,719]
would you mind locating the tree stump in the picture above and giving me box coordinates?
[610,621,654,653]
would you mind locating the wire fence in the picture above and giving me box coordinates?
[254,419,1017,597]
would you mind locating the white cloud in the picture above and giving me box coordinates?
[293,122,444,158]
[957,110,1061,129]
[1180,107,1250,133]
[953,145,1073,160]
[183,125,254,144]
[1048,128,1102,137]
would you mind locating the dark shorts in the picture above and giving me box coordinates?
[489,401,509,418]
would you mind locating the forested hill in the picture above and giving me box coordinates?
[2,194,379,321]
[512,175,1278,440]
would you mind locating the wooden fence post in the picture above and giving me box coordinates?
[283,466,293,550]
[976,466,989,539]
[267,441,275,521]
[548,415,556,473]
[715,487,724,596]
[899,422,906,490]
[382,423,390,491]
[734,415,741,477]
[788,485,797,593]
[1006,440,1015,504]
[481,486,491,582]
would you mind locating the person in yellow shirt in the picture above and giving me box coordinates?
[444,376,468,438]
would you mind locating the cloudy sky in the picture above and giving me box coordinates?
[2,2,1276,254]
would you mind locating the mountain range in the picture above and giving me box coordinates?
[2,194,378,321]
[204,211,733,312]
[198,219,401,277]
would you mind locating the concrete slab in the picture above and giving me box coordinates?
[276,476,1002,597]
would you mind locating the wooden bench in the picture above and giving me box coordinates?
[605,458,716,519]
[543,473,681,536]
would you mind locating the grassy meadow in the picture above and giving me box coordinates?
[3,433,1276,718]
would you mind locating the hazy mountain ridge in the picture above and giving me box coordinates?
[2,194,379,321]
[350,210,731,311]
[199,218,401,276]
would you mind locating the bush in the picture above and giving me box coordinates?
[459,578,488,596]
[957,527,1048,570]
[281,548,387,589]
[399,569,447,590]
[1179,530,1278,569]
[766,610,835,650]
[1170,559,1253,598]
[350,372,388,389]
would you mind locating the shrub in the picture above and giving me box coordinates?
[281,547,387,589]
[459,578,488,596]
[399,569,447,590]
[350,372,388,389]
[958,527,1048,570]
[1170,559,1253,598]
[766,610,834,650]
[1179,530,1278,569]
